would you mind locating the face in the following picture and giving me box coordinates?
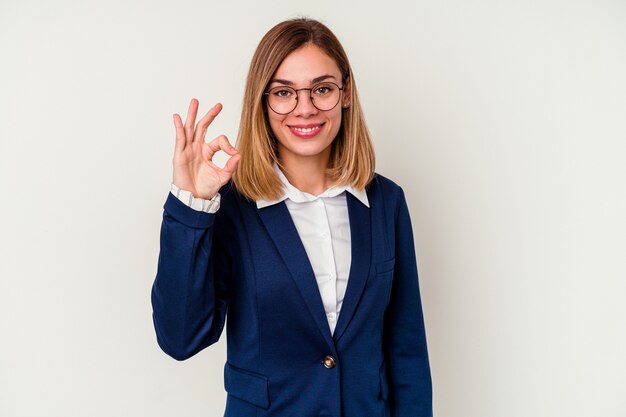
[266,44,347,168]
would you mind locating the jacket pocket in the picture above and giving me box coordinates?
[375,258,395,306]
[224,363,270,409]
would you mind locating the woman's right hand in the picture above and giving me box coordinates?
[172,99,241,199]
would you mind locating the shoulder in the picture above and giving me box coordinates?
[215,181,257,222]
[367,173,406,206]
[218,181,245,207]
[219,181,267,210]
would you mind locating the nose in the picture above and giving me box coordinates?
[292,89,318,117]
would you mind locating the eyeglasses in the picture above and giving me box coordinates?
[264,82,344,115]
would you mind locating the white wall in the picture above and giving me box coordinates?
[1,1,625,416]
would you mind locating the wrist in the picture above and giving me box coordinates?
[170,184,220,213]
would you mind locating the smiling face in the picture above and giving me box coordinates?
[266,44,346,169]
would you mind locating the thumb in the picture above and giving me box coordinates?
[221,153,241,178]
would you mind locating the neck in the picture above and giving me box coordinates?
[279,155,334,196]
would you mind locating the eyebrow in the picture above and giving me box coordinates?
[269,74,338,86]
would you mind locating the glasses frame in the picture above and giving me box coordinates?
[263,82,345,115]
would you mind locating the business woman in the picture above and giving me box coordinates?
[152,18,432,417]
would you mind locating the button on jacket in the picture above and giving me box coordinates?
[152,174,433,417]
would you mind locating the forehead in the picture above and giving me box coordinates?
[272,44,341,83]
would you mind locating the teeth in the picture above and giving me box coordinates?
[293,126,319,132]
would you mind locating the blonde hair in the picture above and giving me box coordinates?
[233,18,375,201]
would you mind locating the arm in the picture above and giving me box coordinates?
[151,194,230,360]
[151,99,239,360]
[384,187,433,416]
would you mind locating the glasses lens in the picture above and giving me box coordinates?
[310,83,341,111]
[267,86,297,114]
[266,83,341,114]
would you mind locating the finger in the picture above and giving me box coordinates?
[173,113,186,153]
[206,134,238,160]
[192,102,223,143]
[221,153,241,176]
[184,98,199,144]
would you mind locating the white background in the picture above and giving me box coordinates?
[1,1,625,416]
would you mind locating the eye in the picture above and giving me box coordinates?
[312,83,335,96]
[271,88,294,99]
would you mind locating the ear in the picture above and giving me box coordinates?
[341,77,351,108]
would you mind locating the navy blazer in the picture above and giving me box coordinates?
[152,174,432,417]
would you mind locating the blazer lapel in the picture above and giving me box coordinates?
[333,192,372,342]
[257,202,335,348]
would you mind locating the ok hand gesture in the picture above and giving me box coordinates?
[172,99,240,199]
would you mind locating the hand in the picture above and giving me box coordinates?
[172,99,240,199]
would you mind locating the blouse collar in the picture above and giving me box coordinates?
[256,163,369,209]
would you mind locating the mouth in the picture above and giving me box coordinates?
[288,123,324,138]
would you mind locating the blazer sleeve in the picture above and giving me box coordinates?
[151,193,230,361]
[384,187,433,416]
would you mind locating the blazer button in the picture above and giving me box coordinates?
[323,355,336,369]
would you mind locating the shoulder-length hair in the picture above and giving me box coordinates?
[232,18,375,201]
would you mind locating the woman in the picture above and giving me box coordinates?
[152,18,432,417]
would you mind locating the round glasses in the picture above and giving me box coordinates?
[264,82,344,115]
